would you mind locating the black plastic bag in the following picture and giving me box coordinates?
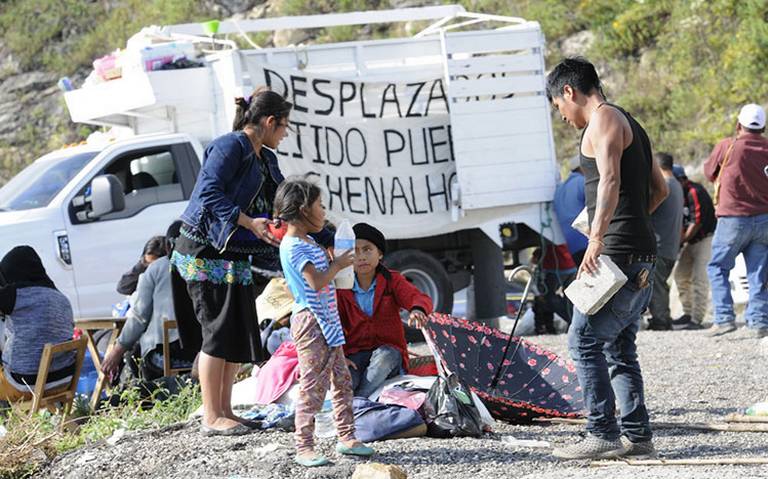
[422,373,483,438]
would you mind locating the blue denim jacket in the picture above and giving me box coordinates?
[181,132,284,252]
[181,131,332,252]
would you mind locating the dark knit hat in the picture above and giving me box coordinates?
[353,222,386,254]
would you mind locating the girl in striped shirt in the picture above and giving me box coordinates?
[275,179,375,467]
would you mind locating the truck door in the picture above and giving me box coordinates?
[65,142,198,317]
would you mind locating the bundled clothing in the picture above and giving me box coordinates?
[252,340,299,405]
[279,234,356,454]
[337,267,433,396]
[0,246,74,399]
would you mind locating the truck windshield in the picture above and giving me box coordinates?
[0,151,98,211]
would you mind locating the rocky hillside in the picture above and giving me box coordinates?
[0,0,766,184]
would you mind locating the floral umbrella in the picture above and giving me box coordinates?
[425,313,585,423]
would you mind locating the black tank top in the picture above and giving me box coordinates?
[580,103,656,256]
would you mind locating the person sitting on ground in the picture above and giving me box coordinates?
[256,278,295,356]
[0,246,75,401]
[337,223,433,398]
[116,235,167,295]
[102,222,195,381]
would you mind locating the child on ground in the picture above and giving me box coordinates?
[336,223,432,397]
[275,179,375,467]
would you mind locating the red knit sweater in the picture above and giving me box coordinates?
[337,269,433,369]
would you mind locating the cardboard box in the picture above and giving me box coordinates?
[565,255,627,315]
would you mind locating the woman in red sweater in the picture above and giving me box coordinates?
[336,223,433,397]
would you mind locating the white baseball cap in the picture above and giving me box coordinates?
[738,103,766,129]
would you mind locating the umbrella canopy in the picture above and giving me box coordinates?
[425,313,585,423]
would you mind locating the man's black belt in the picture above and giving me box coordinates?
[608,253,657,265]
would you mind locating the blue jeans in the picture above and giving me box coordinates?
[707,214,768,329]
[568,261,653,443]
[347,345,402,398]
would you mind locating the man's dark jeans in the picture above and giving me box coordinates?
[648,256,676,329]
[568,261,654,443]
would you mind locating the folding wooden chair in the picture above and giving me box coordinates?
[27,337,87,422]
[162,319,192,377]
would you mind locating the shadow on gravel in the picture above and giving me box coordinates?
[665,406,741,416]
[372,446,555,465]
[658,443,768,459]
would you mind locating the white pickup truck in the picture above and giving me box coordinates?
[0,133,202,317]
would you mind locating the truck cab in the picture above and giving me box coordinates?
[0,133,202,317]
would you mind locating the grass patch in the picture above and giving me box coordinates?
[0,379,201,478]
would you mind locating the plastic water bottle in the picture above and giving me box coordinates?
[334,219,355,289]
[314,399,337,438]
[746,402,768,416]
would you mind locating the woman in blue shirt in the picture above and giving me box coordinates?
[171,88,293,436]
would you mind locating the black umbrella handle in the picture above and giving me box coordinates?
[489,265,536,389]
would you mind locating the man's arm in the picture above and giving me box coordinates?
[647,161,668,214]
[703,140,726,182]
[580,108,625,275]
[681,188,703,243]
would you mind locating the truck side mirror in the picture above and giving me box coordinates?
[75,174,125,221]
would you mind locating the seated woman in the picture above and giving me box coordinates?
[116,235,167,295]
[0,246,75,400]
[337,223,433,398]
[102,222,194,381]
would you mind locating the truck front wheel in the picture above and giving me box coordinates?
[385,249,454,314]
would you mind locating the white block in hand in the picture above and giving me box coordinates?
[571,208,590,237]
[565,255,628,315]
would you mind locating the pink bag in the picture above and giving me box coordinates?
[252,341,299,405]
[378,387,427,411]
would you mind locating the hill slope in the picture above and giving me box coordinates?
[0,0,765,184]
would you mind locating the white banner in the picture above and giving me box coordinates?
[247,63,457,239]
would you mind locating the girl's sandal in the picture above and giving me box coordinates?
[336,442,375,457]
[294,454,330,467]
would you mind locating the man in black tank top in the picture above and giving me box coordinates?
[545,58,669,460]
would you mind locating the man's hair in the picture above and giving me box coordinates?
[655,152,674,171]
[744,126,765,134]
[546,57,602,101]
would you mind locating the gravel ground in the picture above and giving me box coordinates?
[39,326,768,479]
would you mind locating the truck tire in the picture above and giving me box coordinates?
[385,249,454,314]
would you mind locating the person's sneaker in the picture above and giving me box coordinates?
[672,316,704,330]
[706,323,737,337]
[646,319,672,331]
[552,434,625,460]
[620,438,657,459]
[752,328,768,339]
